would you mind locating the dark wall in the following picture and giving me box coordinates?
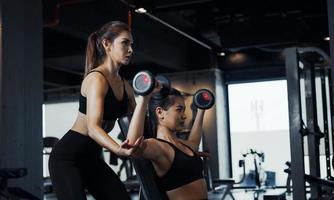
[0,0,43,197]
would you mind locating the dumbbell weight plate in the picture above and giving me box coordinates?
[193,89,215,109]
[132,71,155,95]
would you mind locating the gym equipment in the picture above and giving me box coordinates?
[43,136,59,155]
[285,47,334,199]
[242,149,265,188]
[285,160,334,199]
[263,192,286,200]
[132,71,154,95]
[193,89,215,110]
[240,149,266,200]
[42,136,59,194]
[284,161,292,194]
[0,168,40,200]
[132,71,170,97]
[202,153,244,200]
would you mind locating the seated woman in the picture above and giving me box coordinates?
[141,88,208,200]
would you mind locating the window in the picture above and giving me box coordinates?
[228,80,290,186]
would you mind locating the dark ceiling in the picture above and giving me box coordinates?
[43,0,329,101]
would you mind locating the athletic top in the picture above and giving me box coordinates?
[155,138,204,191]
[78,71,128,121]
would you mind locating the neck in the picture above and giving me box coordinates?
[101,58,121,79]
[157,126,176,141]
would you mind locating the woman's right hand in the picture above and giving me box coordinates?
[116,136,145,158]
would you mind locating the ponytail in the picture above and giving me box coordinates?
[84,32,104,77]
[148,102,158,138]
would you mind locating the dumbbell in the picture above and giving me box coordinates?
[193,89,215,109]
[132,71,170,97]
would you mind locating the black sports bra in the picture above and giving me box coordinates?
[155,138,204,191]
[78,71,128,121]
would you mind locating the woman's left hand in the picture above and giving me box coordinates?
[116,136,145,158]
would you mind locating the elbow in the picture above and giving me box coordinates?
[126,135,136,147]
[126,130,142,146]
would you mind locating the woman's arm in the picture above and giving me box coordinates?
[85,74,141,156]
[123,79,151,145]
[124,80,136,113]
[141,139,164,162]
[124,80,161,146]
[183,109,205,151]
[126,95,150,145]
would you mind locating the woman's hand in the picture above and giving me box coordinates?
[116,136,145,158]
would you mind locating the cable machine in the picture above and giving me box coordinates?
[285,47,334,200]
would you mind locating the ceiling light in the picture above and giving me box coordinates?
[135,7,147,13]
[324,37,330,41]
[217,52,225,56]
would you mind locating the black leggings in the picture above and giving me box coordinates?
[49,130,130,200]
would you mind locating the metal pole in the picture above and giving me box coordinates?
[320,69,332,180]
[327,0,334,154]
[304,61,321,198]
[328,72,334,172]
[285,47,306,199]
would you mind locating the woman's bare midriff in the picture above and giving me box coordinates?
[166,178,208,200]
[70,112,115,136]
[70,112,89,135]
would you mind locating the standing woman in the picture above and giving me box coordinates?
[49,21,152,200]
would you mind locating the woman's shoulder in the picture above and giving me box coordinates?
[145,138,174,152]
[145,138,162,146]
[84,70,108,83]
[143,138,173,162]
[81,71,109,96]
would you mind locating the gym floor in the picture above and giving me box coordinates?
[44,188,292,200]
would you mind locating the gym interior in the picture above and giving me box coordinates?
[0,0,334,199]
